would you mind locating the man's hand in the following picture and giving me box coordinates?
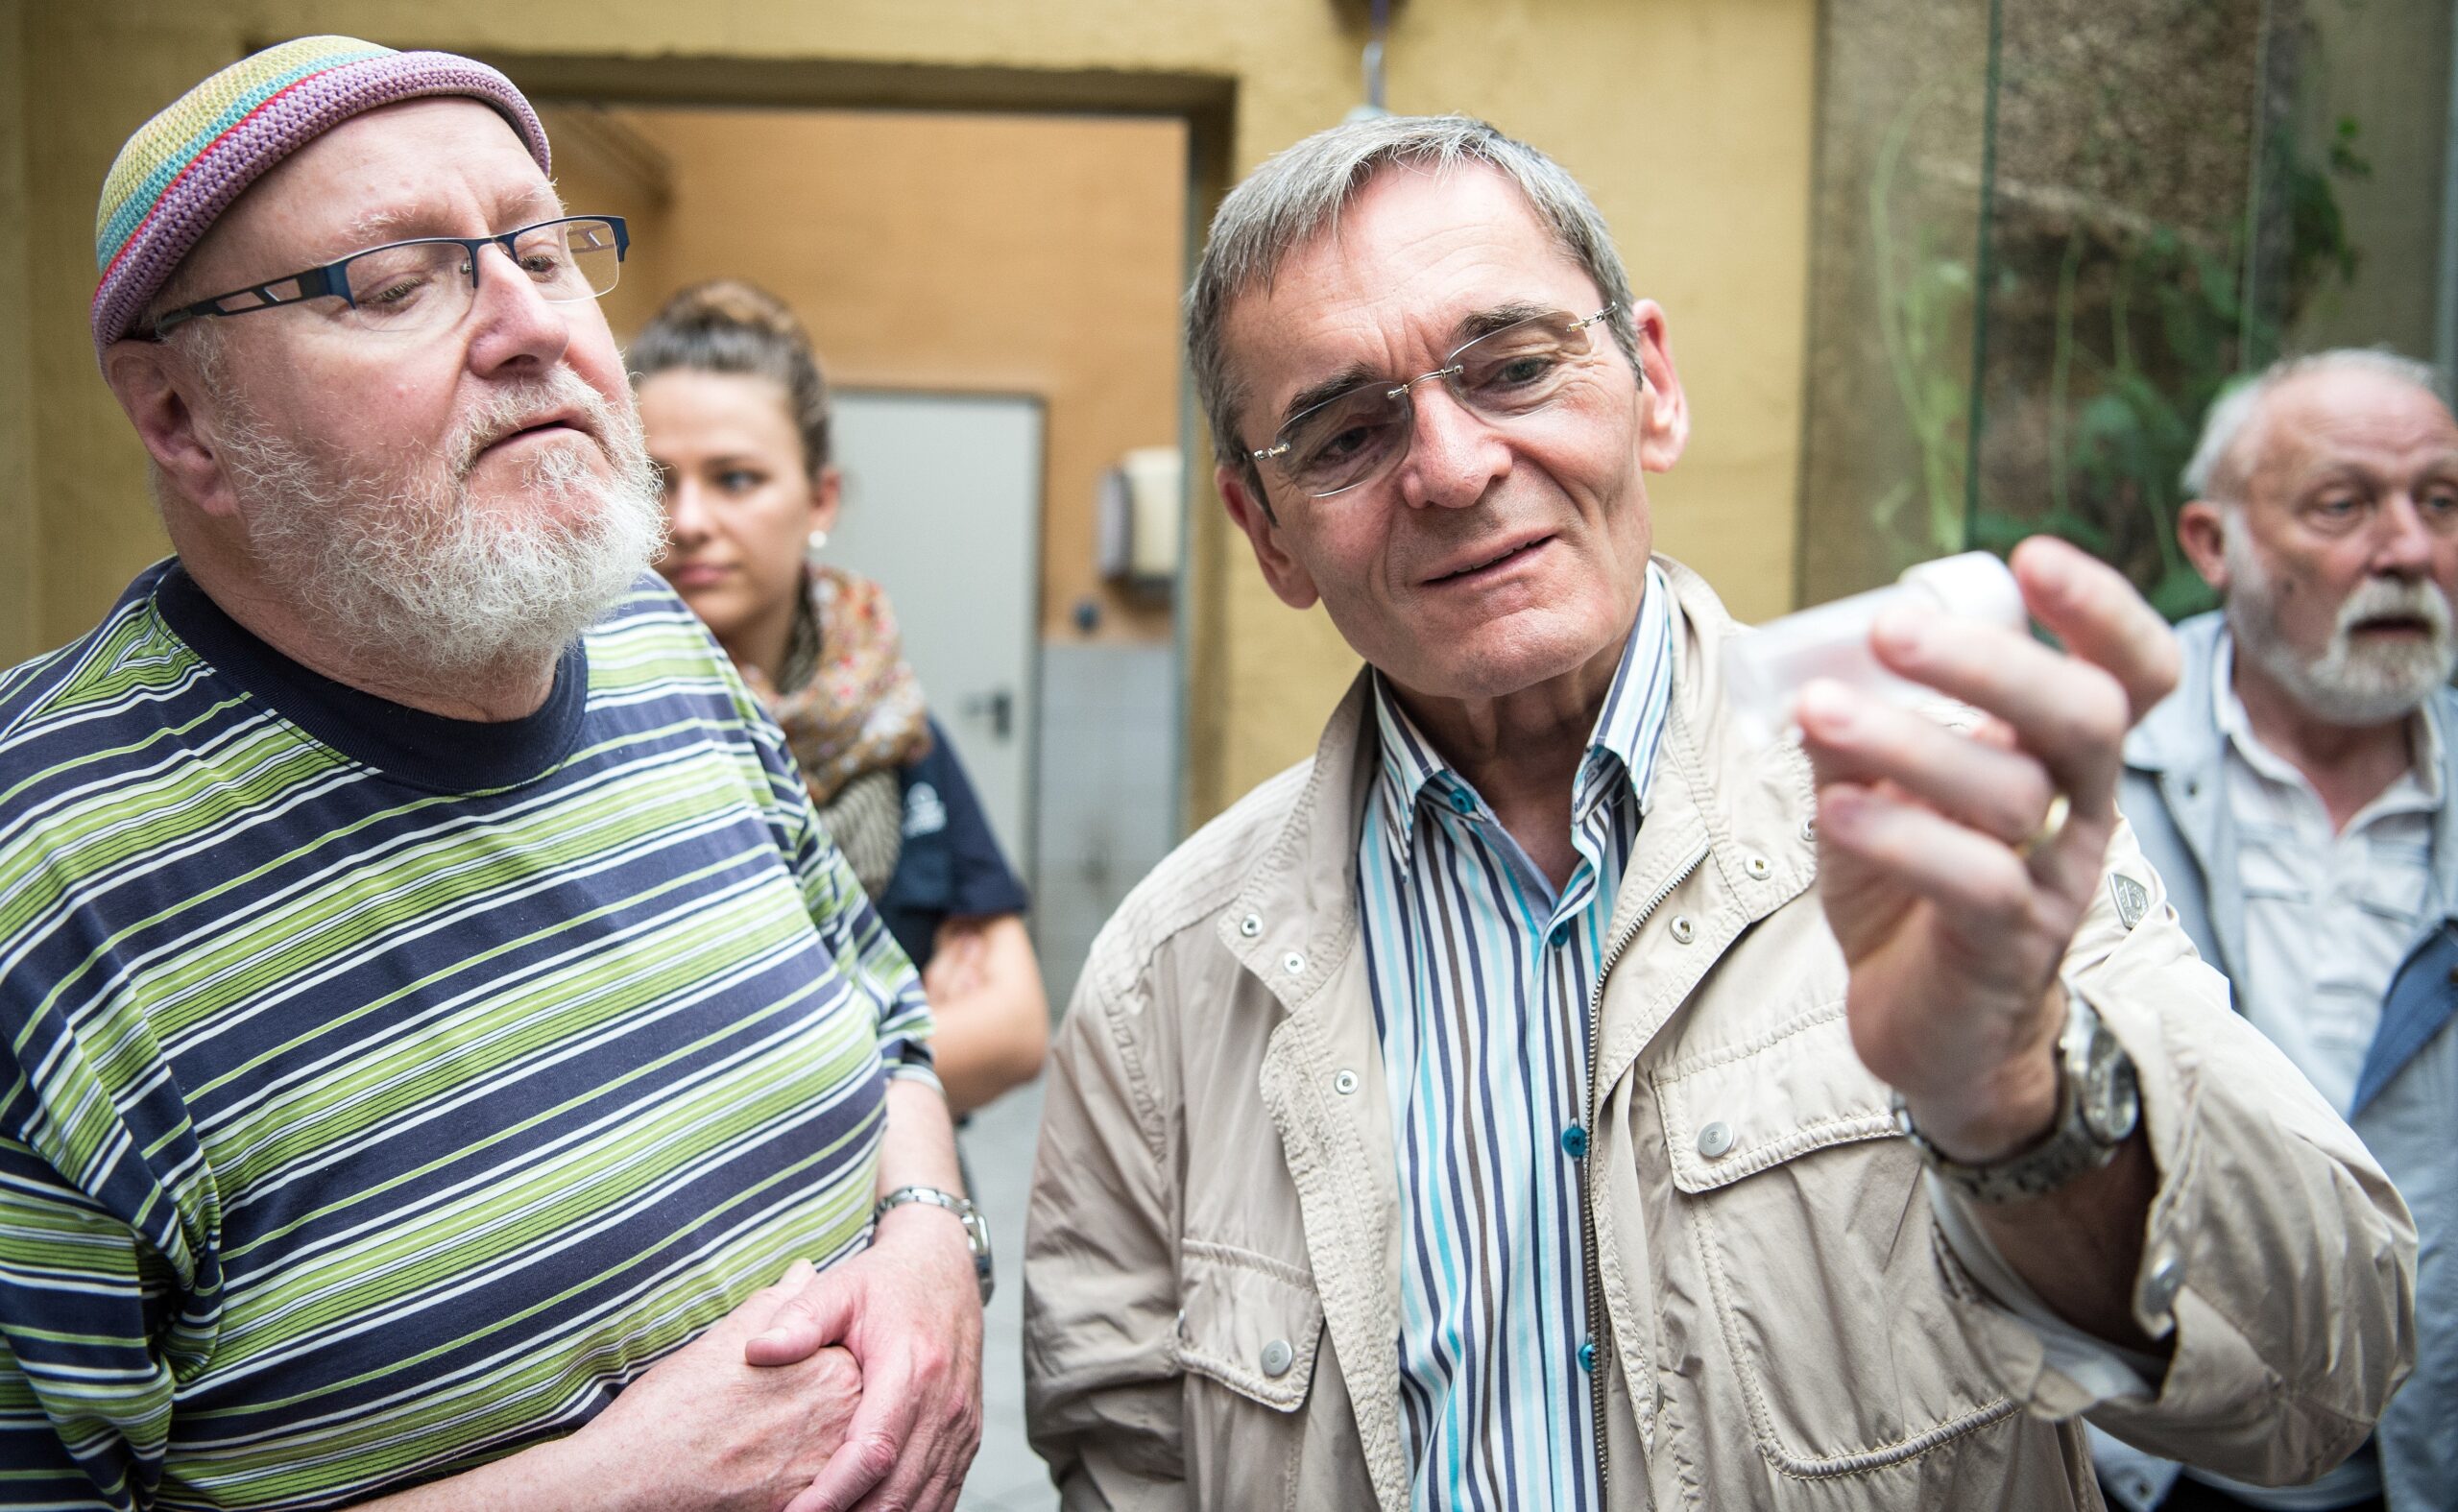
[559,1260,864,1512]
[1795,536,2180,1162]
[745,1203,984,1512]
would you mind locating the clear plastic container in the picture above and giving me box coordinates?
[1722,551,2028,746]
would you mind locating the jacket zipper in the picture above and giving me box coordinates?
[1579,840,1707,1505]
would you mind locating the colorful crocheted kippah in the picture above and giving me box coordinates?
[90,35,551,359]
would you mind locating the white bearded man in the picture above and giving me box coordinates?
[2097,351,2458,1512]
[0,37,983,1512]
[1023,115,2416,1509]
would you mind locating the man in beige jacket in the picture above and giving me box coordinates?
[1023,115,2415,1510]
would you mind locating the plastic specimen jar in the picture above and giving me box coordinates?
[1721,551,2028,747]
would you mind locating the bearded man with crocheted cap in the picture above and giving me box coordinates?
[0,36,982,1512]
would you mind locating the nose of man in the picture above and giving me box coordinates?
[1395,382,1511,512]
[2367,489,2442,580]
[462,241,575,376]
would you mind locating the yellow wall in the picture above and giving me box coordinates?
[4,0,1816,821]
[546,106,1186,648]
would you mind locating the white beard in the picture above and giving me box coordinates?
[2225,526,2458,728]
[220,372,667,681]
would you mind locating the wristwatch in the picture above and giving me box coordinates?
[1891,994,2140,1205]
[876,1185,995,1305]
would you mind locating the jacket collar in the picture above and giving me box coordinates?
[1365,562,1679,869]
[1219,555,1803,997]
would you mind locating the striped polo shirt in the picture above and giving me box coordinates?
[0,564,930,1511]
[1359,564,1675,1512]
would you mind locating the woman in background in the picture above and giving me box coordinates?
[633,280,1048,1116]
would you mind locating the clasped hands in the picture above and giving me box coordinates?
[573,1203,983,1512]
[1795,537,2181,1166]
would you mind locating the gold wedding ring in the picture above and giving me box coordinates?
[2014,791,2071,860]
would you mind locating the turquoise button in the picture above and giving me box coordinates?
[1578,1338,1598,1373]
[1560,1125,1589,1159]
[1549,921,1571,948]
[1447,788,1476,815]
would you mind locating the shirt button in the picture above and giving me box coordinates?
[1282,950,1306,976]
[1549,921,1571,948]
[1261,1338,1294,1377]
[1578,1338,1598,1373]
[1697,1120,1735,1159]
[1560,1125,1589,1159]
[1669,915,1697,944]
[1239,913,1263,938]
[1447,788,1476,815]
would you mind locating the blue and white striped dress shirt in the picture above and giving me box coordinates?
[1358,564,1677,1512]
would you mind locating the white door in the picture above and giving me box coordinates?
[825,391,1043,876]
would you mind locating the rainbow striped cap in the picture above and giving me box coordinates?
[90,35,550,360]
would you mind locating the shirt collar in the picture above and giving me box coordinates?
[1369,561,1678,864]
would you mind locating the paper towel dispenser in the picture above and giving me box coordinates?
[1096,445,1182,594]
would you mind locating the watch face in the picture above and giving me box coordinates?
[2081,1035,2141,1144]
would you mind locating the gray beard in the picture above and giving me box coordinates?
[2224,526,2458,728]
[219,374,667,683]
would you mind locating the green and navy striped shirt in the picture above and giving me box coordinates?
[0,564,931,1510]
[1360,564,1675,1512]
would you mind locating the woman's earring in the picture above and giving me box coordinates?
[806,528,830,568]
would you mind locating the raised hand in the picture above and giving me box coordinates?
[1795,535,2180,1162]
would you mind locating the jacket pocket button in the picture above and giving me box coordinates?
[1240,913,1263,938]
[1745,854,1771,880]
[1282,950,1306,975]
[1261,1338,1294,1377]
[1697,1120,1735,1159]
[1334,1069,1360,1095]
[1669,915,1697,944]
[2141,1249,2183,1313]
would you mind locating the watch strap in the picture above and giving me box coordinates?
[1892,995,2139,1205]
[875,1186,995,1306]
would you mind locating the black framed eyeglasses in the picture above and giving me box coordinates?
[148,214,630,341]
[1248,304,1623,499]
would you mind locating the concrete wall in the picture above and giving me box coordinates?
[2286,0,2451,360]
[0,2,33,665]
[4,0,1817,821]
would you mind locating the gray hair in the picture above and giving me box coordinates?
[2182,348,2449,503]
[1186,114,1640,500]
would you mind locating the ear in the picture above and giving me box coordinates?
[2177,498,2230,591]
[1217,462,1319,611]
[103,338,240,519]
[809,464,843,537]
[1627,300,1689,473]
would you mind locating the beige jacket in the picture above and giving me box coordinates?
[1023,561,2415,1510]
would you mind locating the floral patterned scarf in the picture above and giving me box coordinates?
[759,567,934,892]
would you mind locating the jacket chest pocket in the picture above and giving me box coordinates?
[1174,1238,1328,1510]
[1653,1007,2021,1476]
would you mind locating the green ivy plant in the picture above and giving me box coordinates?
[1870,95,2371,623]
